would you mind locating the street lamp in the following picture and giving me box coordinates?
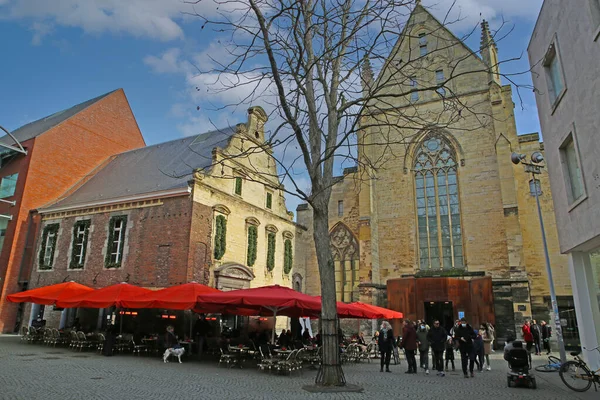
[511,151,567,363]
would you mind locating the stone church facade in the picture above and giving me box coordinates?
[295,4,575,342]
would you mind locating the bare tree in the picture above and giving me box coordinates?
[186,0,530,387]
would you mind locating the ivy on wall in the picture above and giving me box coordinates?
[283,239,293,274]
[104,215,128,269]
[247,225,257,266]
[69,220,91,270]
[266,192,272,209]
[266,232,276,271]
[39,223,59,270]
[214,215,227,260]
[235,177,243,196]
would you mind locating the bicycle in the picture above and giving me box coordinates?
[535,355,562,372]
[559,346,600,392]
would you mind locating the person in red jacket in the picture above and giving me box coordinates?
[401,320,418,374]
[522,320,534,363]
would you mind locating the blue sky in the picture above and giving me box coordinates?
[0,0,544,210]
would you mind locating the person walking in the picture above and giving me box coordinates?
[480,323,492,371]
[416,321,430,374]
[427,320,447,377]
[445,336,455,371]
[378,321,395,373]
[401,319,418,374]
[541,320,552,354]
[487,322,496,352]
[454,317,476,378]
[531,320,542,355]
[521,320,534,363]
[472,329,485,372]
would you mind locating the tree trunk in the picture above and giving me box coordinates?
[312,200,345,386]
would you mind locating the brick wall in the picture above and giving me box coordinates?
[28,196,194,293]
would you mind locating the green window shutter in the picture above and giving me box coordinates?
[266,232,276,271]
[247,225,257,266]
[283,239,293,274]
[214,215,227,260]
[104,215,128,269]
[235,177,243,196]
[69,220,90,269]
[39,224,60,270]
[266,193,272,209]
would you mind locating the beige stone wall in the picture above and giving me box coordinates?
[191,108,302,294]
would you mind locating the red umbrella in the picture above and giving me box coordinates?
[121,282,219,310]
[56,282,153,309]
[6,281,94,305]
[336,302,382,319]
[196,285,322,316]
[196,285,332,342]
[351,302,403,319]
[196,285,366,342]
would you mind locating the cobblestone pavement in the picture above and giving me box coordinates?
[1,336,596,400]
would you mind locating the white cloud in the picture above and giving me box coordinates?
[423,0,543,31]
[0,0,235,43]
[144,48,189,74]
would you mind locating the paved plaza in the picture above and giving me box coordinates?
[0,335,595,400]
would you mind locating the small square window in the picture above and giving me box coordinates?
[266,192,273,209]
[560,134,585,204]
[410,77,418,101]
[337,200,344,217]
[234,177,243,196]
[542,41,566,108]
[0,173,18,198]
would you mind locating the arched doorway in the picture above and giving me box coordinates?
[214,263,255,291]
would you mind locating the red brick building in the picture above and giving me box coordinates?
[23,130,234,330]
[0,89,146,332]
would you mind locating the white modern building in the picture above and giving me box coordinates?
[528,1,600,369]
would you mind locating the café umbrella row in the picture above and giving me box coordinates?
[7,281,403,320]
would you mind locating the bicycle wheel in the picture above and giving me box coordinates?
[535,364,560,372]
[548,355,561,365]
[560,361,593,392]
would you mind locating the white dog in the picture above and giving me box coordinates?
[163,347,185,363]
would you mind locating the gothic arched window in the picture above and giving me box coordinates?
[329,223,359,302]
[414,134,464,270]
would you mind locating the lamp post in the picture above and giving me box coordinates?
[511,151,567,363]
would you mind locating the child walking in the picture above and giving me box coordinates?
[445,336,455,371]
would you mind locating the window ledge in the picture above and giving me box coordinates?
[550,88,567,115]
[567,194,588,213]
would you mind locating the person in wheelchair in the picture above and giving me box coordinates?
[505,339,537,388]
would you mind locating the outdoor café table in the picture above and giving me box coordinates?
[228,346,250,368]
[273,349,292,359]
[142,338,158,354]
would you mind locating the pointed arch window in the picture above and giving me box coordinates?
[414,134,463,270]
[329,223,359,302]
